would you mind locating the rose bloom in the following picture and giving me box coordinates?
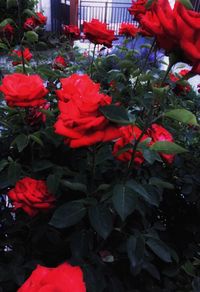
[128,0,148,20]
[174,2,200,74]
[12,47,33,66]
[119,23,138,37]
[63,24,80,40]
[54,74,121,148]
[23,17,37,30]
[35,12,47,26]
[1,23,14,38]
[8,177,55,217]
[52,55,68,70]
[138,0,200,73]
[113,125,149,165]
[169,69,191,95]
[83,19,116,48]
[18,263,86,292]
[147,123,175,164]
[0,73,48,107]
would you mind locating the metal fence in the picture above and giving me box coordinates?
[79,1,134,35]
[51,0,70,32]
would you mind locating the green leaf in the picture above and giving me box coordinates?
[149,177,174,190]
[126,180,159,206]
[165,109,198,126]
[177,0,193,9]
[145,0,156,9]
[23,9,39,19]
[7,162,21,185]
[25,31,38,43]
[182,261,196,277]
[127,234,145,274]
[0,159,8,172]
[0,42,8,49]
[89,205,113,239]
[12,134,28,152]
[7,0,17,8]
[142,149,162,164]
[29,134,44,146]
[0,18,14,28]
[146,238,172,263]
[49,201,87,229]
[47,174,60,195]
[61,180,87,193]
[112,184,137,221]
[100,105,133,125]
[150,141,187,154]
[32,160,53,171]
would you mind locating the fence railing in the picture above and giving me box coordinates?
[79,1,134,35]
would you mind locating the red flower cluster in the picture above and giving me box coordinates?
[113,123,174,165]
[12,47,33,66]
[18,263,86,292]
[83,19,116,48]
[129,0,200,73]
[54,74,121,148]
[0,73,48,107]
[63,24,80,40]
[52,55,68,70]
[8,177,55,217]
[24,12,47,30]
[113,125,149,165]
[119,23,138,38]
[169,69,191,95]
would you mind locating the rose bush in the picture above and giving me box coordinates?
[0,1,200,291]
[12,48,33,66]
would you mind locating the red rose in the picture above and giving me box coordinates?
[23,17,37,30]
[63,24,80,40]
[113,125,149,165]
[128,0,148,20]
[12,47,33,66]
[169,69,191,95]
[18,263,86,292]
[8,177,55,217]
[35,12,47,26]
[54,74,121,148]
[52,55,68,70]
[137,0,200,71]
[83,19,116,48]
[147,123,175,164]
[140,0,177,51]
[0,73,48,107]
[173,2,200,74]
[119,23,138,37]
[1,23,14,38]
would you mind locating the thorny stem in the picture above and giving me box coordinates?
[133,38,156,90]
[16,0,26,74]
[90,44,97,78]
[123,112,164,183]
